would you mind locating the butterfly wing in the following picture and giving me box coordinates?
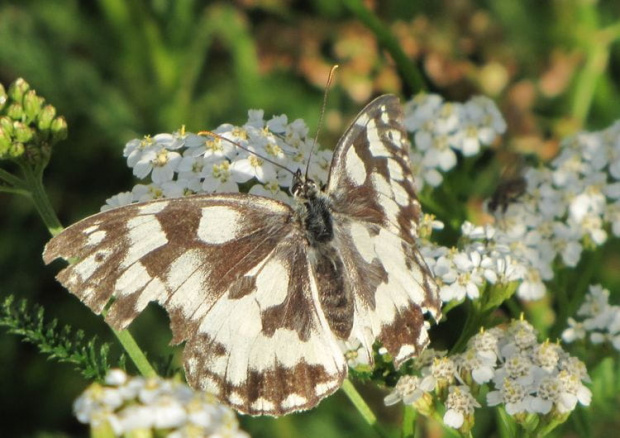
[43,194,346,415]
[325,94,442,367]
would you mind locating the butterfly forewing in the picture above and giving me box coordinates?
[43,94,441,416]
[44,194,347,415]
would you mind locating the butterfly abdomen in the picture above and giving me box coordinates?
[313,245,354,339]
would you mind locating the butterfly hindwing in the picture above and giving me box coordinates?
[325,95,441,366]
[43,194,347,415]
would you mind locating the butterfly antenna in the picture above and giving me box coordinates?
[304,64,339,180]
[197,130,296,176]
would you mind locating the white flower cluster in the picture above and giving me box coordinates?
[102,113,331,211]
[403,93,507,189]
[384,319,591,432]
[103,93,506,211]
[74,369,249,438]
[421,118,620,302]
[481,121,620,300]
[419,217,524,303]
[562,284,620,350]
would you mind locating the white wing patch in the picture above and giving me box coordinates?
[115,262,151,296]
[165,250,211,319]
[348,222,375,264]
[123,216,168,268]
[72,250,109,283]
[392,180,410,207]
[387,157,405,181]
[86,230,106,246]
[198,206,243,244]
[138,201,169,215]
[345,148,367,185]
[254,258,290,309]
[374,229,426,302]
[367,119,390,158]
[281,394,308,410]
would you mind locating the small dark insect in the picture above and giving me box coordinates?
[487,176,527,213]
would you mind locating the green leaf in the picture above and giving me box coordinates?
[0,293,123,380]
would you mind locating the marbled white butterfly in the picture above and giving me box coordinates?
[43,95,442,416]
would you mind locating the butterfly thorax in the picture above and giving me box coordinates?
[292,170,334,247]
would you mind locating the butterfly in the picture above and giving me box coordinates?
[43,94,442,416]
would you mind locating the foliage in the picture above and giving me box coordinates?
[0,294,121,381]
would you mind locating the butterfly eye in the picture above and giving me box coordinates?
[292,182,303,198]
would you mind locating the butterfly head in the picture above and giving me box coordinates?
[291,168,321,201]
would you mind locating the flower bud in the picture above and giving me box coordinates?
[23,90,44,123]
[7,78,30,104]
[0,116,13,137]
[9,142,25,158]
[0,83,7,111]
[7,103,24,121]
[51,117,68,143]
[0,129,11,157]
[89,418,118,438]
[13,122,34,144]
[37,104,56,131]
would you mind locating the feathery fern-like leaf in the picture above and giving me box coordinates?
[0,294,123,380]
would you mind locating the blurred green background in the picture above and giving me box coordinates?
[2,0,620,436]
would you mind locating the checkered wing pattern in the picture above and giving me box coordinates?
[43,94,441,417]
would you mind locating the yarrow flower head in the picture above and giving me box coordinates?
[403,93,506,189]
[103,92,507,213]
[385,318,590,432]
[562,284,620,351]
[104,111,329,211]
[420,220,524,304]
[443,385,481,432]
[73,369,249,438]
[411,105,620,304]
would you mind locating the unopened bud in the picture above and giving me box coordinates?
[9,142,25,158]
[8,78,30,104]
[0,129,11,157]
[37,105,56,131]
[0,116,14,137]
[7,103,24,121]
[50,117,68,143]
[13,122,34,144]
[0,84,7,110]
[23,90,44,123]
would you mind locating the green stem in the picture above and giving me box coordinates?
[19,162,63,236]
[450,300,482,354]
[569,9,620,126]
[342,0,426,94]
[0,167,28,189]
[402,405,417,438]
[110,326,158,378]
[571,38,608,125]
[341,378,391,438]
[0,186,31,196]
